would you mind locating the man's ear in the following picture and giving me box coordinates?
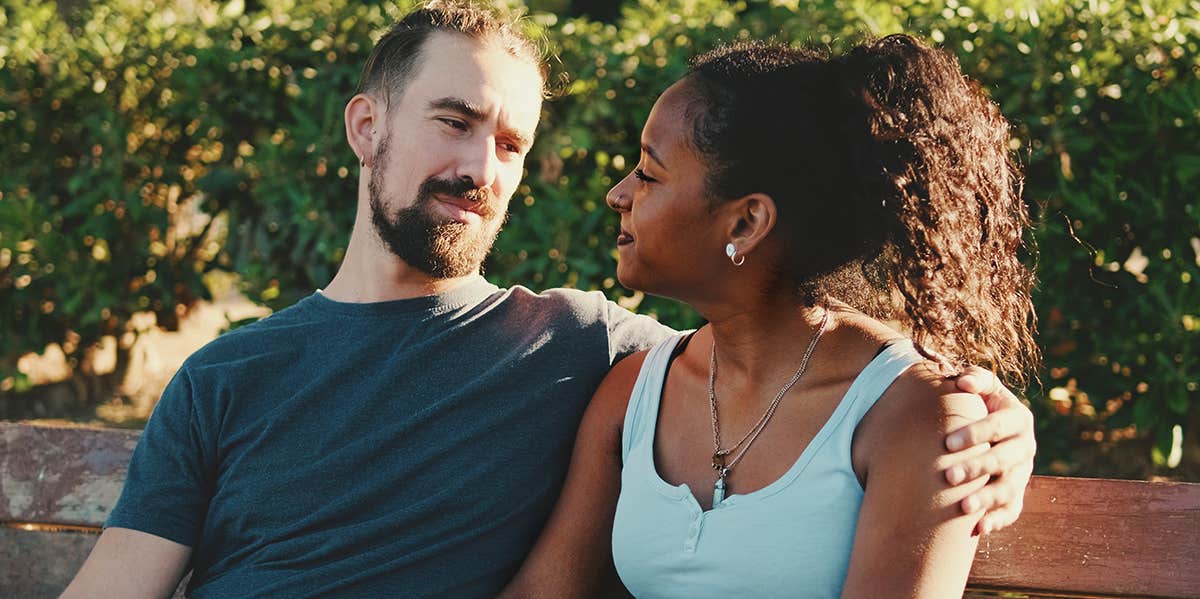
[725,192,778,258]
[345,94,380,167]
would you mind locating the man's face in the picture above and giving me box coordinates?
[369,32,543,278]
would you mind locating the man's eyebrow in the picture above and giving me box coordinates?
[428,97,486,121]
[642,143,667,170]
[507,129,535,150]
[429,96,534,150]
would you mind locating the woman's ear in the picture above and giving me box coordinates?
[725,192,778,258]
[345,94,380,167]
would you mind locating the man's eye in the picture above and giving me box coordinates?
[634,168,656,183]
[500,142,521,154]
[439,118,468,131]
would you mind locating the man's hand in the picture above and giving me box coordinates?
[943,366,1036,536]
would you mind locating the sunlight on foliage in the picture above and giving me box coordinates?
[1,0,1196,475]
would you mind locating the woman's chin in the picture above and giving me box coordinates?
[614,265,643,293]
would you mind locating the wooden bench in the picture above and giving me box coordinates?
[3,421,1198,598]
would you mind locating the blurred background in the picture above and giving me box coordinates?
[0,0,1197,480]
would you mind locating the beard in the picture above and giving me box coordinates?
[368,133,505,279]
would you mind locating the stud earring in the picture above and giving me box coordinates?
[725,243,745,267]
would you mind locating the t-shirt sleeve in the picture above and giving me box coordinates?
[106,367,213,547]
[605,300,675,364]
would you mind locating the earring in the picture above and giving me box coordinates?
[725,243,745,267]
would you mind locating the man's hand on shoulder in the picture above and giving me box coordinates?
[942,366,1037,536]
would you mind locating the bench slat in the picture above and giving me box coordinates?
[0,527,189,599]
[0,527,102,597]
[968,475,1200,598]
[0,422,138,527]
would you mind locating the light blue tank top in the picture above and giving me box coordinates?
[612,333,924,598]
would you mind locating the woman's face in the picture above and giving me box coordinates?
[606,80,729,300]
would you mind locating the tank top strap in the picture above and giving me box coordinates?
[621,332,689,462]
[833,339,926,434]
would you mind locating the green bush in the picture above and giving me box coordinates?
[1,0,1197,476]
[0,1,223,392]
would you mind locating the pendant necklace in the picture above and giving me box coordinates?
[708,302,830,507]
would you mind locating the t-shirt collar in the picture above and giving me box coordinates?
[308,275,498,317]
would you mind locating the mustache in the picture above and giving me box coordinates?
[418,177,495,215]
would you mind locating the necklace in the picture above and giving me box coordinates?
[708,303,830,506]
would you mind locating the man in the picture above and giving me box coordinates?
[64,3,1036,597]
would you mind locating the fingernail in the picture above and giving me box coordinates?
[946,466,966,485]
[947,435,966,451]
[964,496,980,513]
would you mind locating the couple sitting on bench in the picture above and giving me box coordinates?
[63,3,1039,597]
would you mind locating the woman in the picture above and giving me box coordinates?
[503,34,1038,597]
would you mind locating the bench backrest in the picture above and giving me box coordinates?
[1,422,139,597]
[967,474,1200,597]
[3,422,1199,597]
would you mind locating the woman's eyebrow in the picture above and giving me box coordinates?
[642,143,667,170]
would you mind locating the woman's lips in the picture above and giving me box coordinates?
[616,231,634,246]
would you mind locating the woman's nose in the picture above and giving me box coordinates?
[606,176,632,212]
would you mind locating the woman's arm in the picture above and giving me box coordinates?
[499,351,648,599]
[841,364,990,598]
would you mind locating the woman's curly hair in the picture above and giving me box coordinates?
[685,34,1040,387]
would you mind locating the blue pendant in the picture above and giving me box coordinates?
[712,475,726,507]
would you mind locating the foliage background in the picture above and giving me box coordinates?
[1,0,1197,479]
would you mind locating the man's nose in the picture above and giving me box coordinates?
[455,137,499,197]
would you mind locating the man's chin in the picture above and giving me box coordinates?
[373,207,498,279]
[418,237,494,279]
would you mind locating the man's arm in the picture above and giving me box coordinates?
[60,527,191,599]
[500,351,646,598]
[64,366,210,597]
[946,366,1038,535]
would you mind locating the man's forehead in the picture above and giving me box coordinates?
[404,33,543,130]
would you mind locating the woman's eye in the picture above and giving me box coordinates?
[634,168,656,183]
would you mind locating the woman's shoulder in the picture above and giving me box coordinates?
[857,360,988,472]
[890,362,989,431]
[601,349,652,396]
[585,348,651,429]
[588,329,698,432]
[833,308,988,434]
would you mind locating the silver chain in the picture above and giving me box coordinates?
[708,302,831,476]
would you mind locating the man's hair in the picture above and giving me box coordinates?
[355,1,547,108]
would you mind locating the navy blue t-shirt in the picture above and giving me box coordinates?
[106,276,671,597]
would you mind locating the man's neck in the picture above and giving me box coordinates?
[321,235,477,303]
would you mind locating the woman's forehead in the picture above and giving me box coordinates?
[642,80,699,164]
